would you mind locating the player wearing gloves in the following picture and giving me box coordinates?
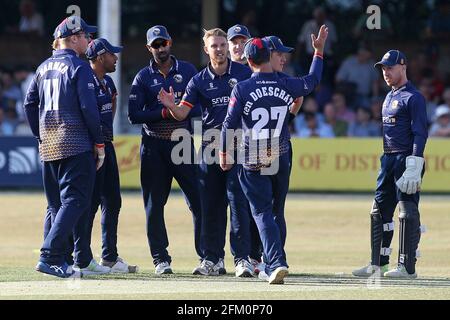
[353,50,428,279]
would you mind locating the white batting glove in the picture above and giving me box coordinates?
[95,144,106,171]
[396,156,425,194]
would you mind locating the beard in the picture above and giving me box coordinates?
[156,51,170,63]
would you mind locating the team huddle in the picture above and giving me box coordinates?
[23,15,428,285]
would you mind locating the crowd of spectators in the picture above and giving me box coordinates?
[1,0,450,139]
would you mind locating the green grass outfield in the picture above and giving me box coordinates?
[1,192,450,300]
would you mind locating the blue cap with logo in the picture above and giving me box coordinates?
[146,25,171,45]
[86,38,123,60]
[263,36,294,53]
[243,37,270,62]
[374,50,407,68]
[227,24,251,41]
[53,16,97,39]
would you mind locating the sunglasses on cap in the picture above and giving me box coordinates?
[151,39,169,49]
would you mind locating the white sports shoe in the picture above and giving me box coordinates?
[384,264,417,279]
[73,259,111,276]
[216,258,226,275]
[352,264,388,278]
[258,269,269,282]
[235,259,254,278]
[249,258,265,275]
[192,260,219,276]
[268,266,289,285]
[155,261,173,275]
[101,257,139,274]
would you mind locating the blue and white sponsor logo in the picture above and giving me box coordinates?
[8,147,39,174]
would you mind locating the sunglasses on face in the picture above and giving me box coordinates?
[151,40,169,49]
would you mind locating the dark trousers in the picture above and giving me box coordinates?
[86,142,122,263]
[41,151,96,266]
[198,146,252,265]
[140,135,203,266]
[238,153,291,276]
[374,153,421,266]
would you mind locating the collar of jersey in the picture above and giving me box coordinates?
[391,81,410,95]
[205,58,232,80]
[149,55,179,75]
[251,71,277,78]
[53,48,78,57]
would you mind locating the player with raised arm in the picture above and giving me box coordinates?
[219,26,328,284]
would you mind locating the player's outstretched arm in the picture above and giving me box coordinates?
[158,86,191,121]
[128,74,169,124]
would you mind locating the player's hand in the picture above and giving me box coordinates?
[94,144,106,171]
[219,152,233,171]
[396,156,424,194]
[158,86,176,108]
[311,24,329,54]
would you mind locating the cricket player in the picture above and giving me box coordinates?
[85,38,138,273]
[159,28,255,277]
[227,24,251,64]
[24,16,107,278]
[227,24,266,274]
[219,26,328,284]
[353,50,428,279]
[128,25,203,275]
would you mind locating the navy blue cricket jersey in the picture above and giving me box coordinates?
[221,56,323,169]
[24,49,103,162]
[381,81,428,157]
[128,56,197,140]
[93,74,117,142]
[180,59,252,138]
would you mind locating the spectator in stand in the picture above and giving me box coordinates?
[295,6,337,83]
[331,92,355,123]
[419,78,439,125]
[323,102,348,137]
[443,87,450,106]
[294,97,325,134]
[336,44,380,109]
[0,108,5,136]
[370,97,383,133]
[429,104,450,137]
[297,111,335,138]
[347,107,381,137]
[18,0,45,37]
[1,71,22,135]
[14,65,35,123]
[426,0,450,42]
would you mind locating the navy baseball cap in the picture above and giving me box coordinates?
[263,36,294,53]
[86,38,123,60]
[243,37,270,62]
[146,25,171,45]
[227,24,251,41]
[374,50,407,68]
[53,16,97,39]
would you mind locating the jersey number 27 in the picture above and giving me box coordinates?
[251,106,288,140]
